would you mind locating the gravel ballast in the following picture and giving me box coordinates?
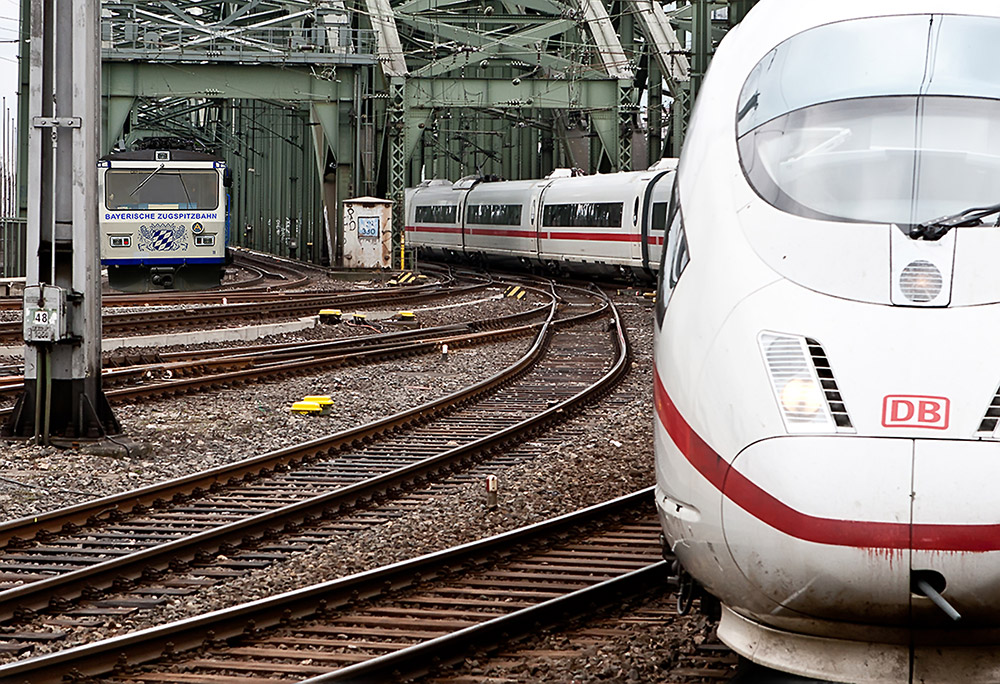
[1,289,669,678]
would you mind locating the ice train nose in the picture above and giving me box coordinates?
[723,436,1000,627]
[722,436,913,624]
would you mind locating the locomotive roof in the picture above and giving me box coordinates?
[101,150,221,162]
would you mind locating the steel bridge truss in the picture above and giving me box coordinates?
[3,0,759,274]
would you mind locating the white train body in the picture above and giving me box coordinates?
[99,149,230,292]
[405,161,676,280]
[655,2,1000,681]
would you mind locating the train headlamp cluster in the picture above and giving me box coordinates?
[759,332,837,434]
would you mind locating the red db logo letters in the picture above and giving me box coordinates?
[882,396,950,430]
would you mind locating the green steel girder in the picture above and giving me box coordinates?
[404,76,619,111]
[2,0,762,277]
[388,78,407,260]
[406,18,584,78]
[102,62,359,101]
[396,0,566,13]
[363,0,638,192]
[102,0,373,65]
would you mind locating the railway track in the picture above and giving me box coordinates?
[0,250,325,312]
[0,276,485,346]
[0,290,552,412]
[0,252,451,312]
[426,594,738,684]
[0,490,677,684]
[0,284,628,659]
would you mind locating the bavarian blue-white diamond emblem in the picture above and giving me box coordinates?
[137,223,188,252]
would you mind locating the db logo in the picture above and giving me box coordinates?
[882,396,950,430]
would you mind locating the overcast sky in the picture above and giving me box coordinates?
[0,0,19,139]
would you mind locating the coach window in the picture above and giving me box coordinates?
[542,202,623,228]
[467,204,522,225]
[650,201,668,232]
[415,205,458,224]
[106,170,219,211]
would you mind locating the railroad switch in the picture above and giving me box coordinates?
[387,310,419,329]
[318,309,342,324]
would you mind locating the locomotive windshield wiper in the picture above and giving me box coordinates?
[910,200,1000,241]
[129,163,165,197]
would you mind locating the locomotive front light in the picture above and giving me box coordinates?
[759,332,837,434]
[779,377,824,415]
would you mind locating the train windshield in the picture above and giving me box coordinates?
[105,169,219,211]
[737,14,1000,227]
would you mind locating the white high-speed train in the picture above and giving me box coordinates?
[405,160,677,280]
[656,1,1000,682]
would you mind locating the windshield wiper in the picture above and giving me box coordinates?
[129,163,165,198]
[910,200,1000,241]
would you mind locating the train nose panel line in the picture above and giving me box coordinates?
[911,569,962,622]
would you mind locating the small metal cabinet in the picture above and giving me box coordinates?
[342,197,393,269]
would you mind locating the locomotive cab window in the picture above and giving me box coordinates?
[737,14,1000,228]
[106,169,219,211]
[656,180,687,327]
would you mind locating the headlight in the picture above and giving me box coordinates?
[780,377,824,415]
[759,331,837,434]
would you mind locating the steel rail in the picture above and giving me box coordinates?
[0,296,554,404]
[0,488,656,684]
[0,285,482,344]
[307,563,669,684]
[0,286,623,626]
[0,256,459,311]
[0,291,560,549]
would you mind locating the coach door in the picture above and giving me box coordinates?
[532,181,555,262]
[631,192,643,262]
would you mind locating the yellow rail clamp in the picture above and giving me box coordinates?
[398,311,416,320]
[318,309,342,324]
[353,313,367,323]
[290,401,322,415]
[303,395,334,414]
[416,274,429,280]
[387,279,399,286]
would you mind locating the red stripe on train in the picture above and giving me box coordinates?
[406,225,665,245]
[654,368,1000,551]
